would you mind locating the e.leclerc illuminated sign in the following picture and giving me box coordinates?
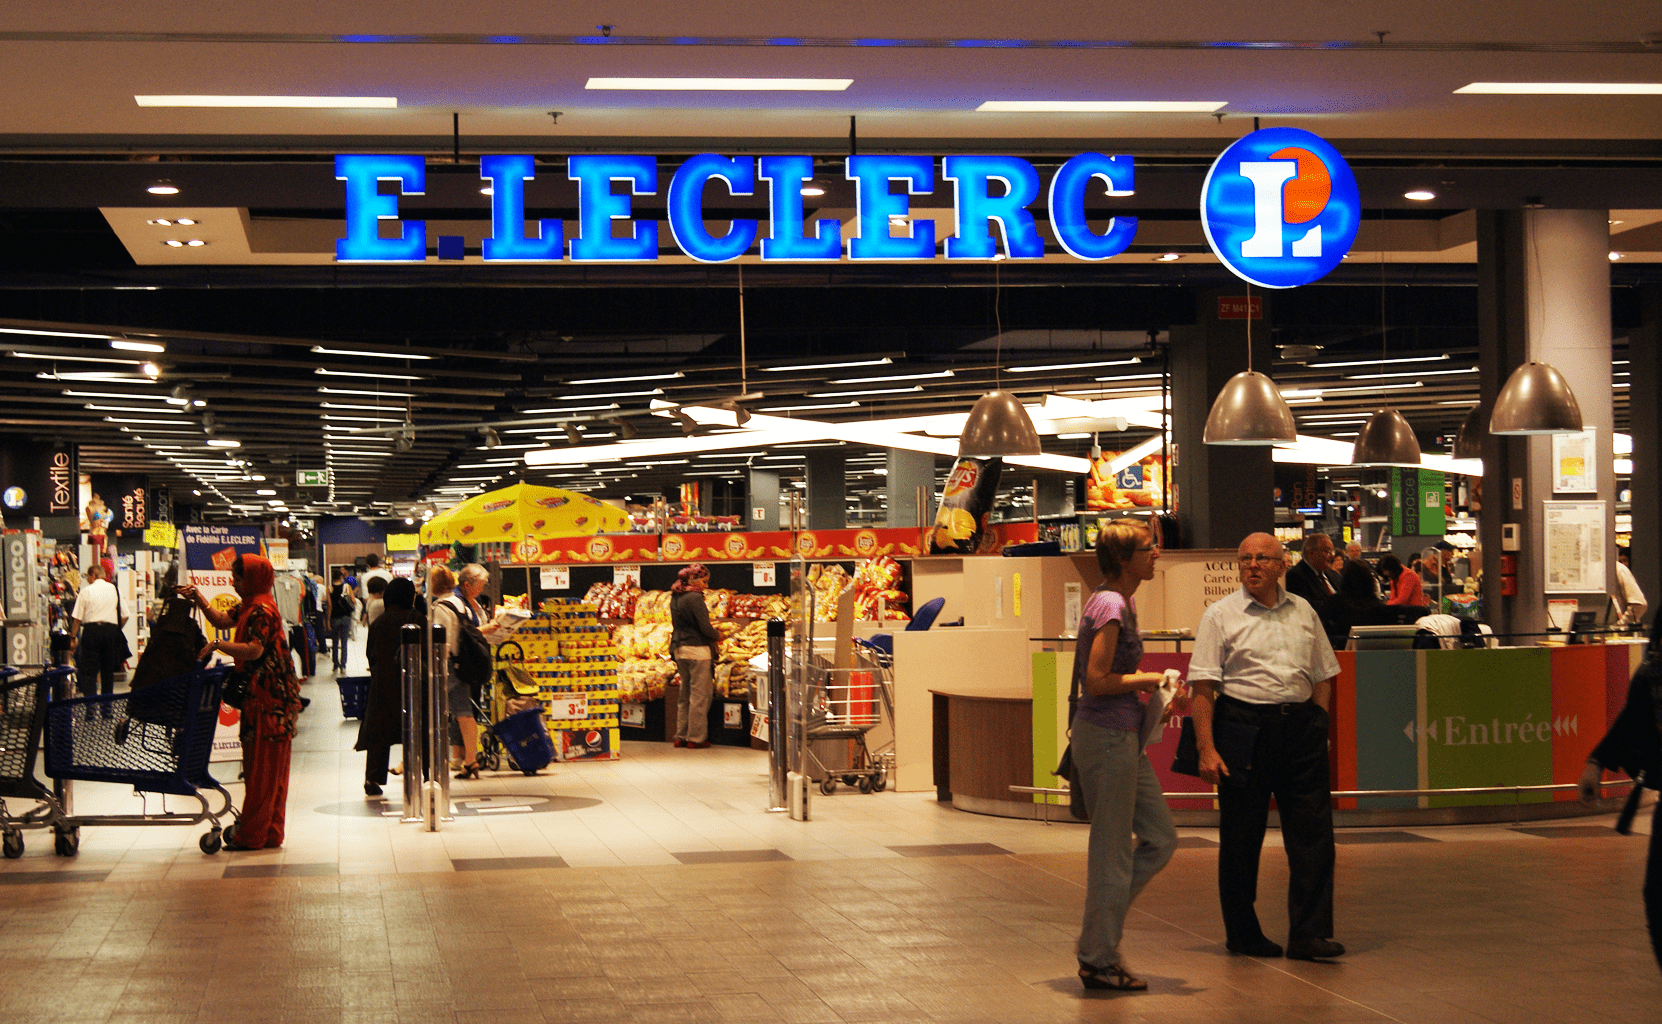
[336,132,1357,286]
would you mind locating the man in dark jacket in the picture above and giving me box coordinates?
[1285,533,1345,649]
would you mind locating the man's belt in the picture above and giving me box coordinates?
[1217,693,1315,716]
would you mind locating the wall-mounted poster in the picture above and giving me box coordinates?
[1542,501,1605,593]
[1551,428,1597,494]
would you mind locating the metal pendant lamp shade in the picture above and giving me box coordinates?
[1489,361,1583,435]
[1453,406,1485,459]
[1202,370,1297,445]
[958,390,1042,457]
[1351,408,1422,467]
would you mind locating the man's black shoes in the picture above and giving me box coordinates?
[1226,937,1284,958]
[1286,939,1346,961]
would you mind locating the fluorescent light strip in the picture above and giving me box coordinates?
[586,77,852,91]
[85,404,184,414]
[318,387,415,398]
[764,358,891,373]
[554,389,663,400]
[1455,83,1662,95]
[135,94,398,107]
[1310,354,1450,369]
[829,369,955,384]
[311,346,432,360]
[103,417,193,425]
[63,390,170,400]
[11,351,146,366]
[520,404,622,414]
[110,340,166,353]
[1092,373,1164,382]
[0,327,113,340]
[1342,368,1475,381]
[315,368,426,381]
[758,401,861,412]
[566,371,684,385]
[806,386,923,397]
[1009,358,1141,373]
[977,100,1225,112]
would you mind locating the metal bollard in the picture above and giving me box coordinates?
[49,631,75,817]
[427,623,452,829]
[399,623,424,823]
[765,618,787,812]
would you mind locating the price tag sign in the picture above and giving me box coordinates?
[753,562,776,587]
[539,565,570,590]
[750,712,769,743]
[752,506,766,521]
[621,702,645,727]
[614,564,640,587]
[548,692,589,720]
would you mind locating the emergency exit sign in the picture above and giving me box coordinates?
[297,469,331,487]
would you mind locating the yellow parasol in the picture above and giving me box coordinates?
[419,482,630,546]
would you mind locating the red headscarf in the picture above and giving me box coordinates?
[232,554,279,651]
[671,562,709,594]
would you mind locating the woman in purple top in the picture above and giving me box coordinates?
[1073,518,1179,992]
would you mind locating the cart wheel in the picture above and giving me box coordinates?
[2,831,23,859]
[521,767,540,777]
[857,776,873,794]
[872,771,887,793]
[819,778,836,796]
[480,751,501,772]
[842,774,859,786]
[199,831,223,855]
[53,827,79,857]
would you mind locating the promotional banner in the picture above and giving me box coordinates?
[181,524,265,761]
[508,527,941,565]
[1086,452,1163,511]
[929,457,1002,554]
[90,474,149,532]
[0,437,77,521]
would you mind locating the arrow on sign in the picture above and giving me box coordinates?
[1553,715,1578,737]
[1404,720,1416,743]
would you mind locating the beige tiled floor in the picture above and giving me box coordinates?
[1,648,1657,1022]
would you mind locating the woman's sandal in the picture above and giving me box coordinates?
[454,762,481,780]
[1079,963,1147,991]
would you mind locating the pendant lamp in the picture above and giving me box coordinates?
[1202,370,1297,445]
[1351,408,1422,467]
[1453,406,1484,459]
[958,390,1042,457]
[1489,361,1583,435]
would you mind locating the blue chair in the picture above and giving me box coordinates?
[907,597,946,632]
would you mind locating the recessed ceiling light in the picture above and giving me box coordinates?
[1404,190,1436,201]
[175,218,197,226]
[185,239,207,247]
[147,183,179,195]
[586,78,852,91]
[140,361,161,377]
[1454,82,1662,95]
[110,339,165,353]
[1156,253,1182,262]
[205,438,241,448]
[256,489,277,496]
[1610,252,1625,261]
[134,94,398,107]
[976,100,1226,112]
[480,186,494,196]
[163,240,185,247]
[148,218,173,226]
[802,185,826,196]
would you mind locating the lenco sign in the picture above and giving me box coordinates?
[335,128,1357,286]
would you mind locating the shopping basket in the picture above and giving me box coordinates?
[0,667,75,858]
[491,707,555,775]
[337,675,370,719]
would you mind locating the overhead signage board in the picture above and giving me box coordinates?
[297,469,332,487]
[335,141,1349,281]
[1200,126,1360,289]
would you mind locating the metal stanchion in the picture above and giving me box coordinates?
[427,623,452,829]
[49,631,75,818]
[765,618,787,812]
[399,622,424,823]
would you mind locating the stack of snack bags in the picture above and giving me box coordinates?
[853,555,912,621]
[806,563,853,620]
[580,581,640,620]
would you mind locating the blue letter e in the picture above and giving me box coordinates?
[569,154,659,262]
[336,154,426,262]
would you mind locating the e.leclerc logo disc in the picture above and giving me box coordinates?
[1201,127,1360,289]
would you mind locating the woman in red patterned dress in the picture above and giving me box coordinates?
[185,554,304,849]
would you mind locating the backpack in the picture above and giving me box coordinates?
[129,594,207,691]
[442,597,493,687]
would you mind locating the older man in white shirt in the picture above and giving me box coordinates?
[69,562,128,701]
[1188,532,1343,963]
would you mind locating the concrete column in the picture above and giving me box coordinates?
[1627,285,1660,620]
[1170,287,1276,549]
[803,451,846,530]
[746,469,779,531]
[1476,210,1615,639]
[885,450,937,529]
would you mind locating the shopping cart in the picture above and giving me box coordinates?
[45,665,238,855]
[0,668,76,858]
[800,645,894,796]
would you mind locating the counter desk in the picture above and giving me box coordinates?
[940,639,1653,827]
